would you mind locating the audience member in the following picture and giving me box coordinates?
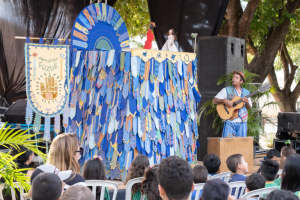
[265,189,298,200]
[279,146,296,169]
[281,154,300,196]
[260,159,279,187]
[191,165,208,200]
[245,173,265,200]
[227,154,248,197]
[83,156,109,200]
[200,179,235,200]
[29,173,63,200]
[157,156,194,200]
[203,153,221,176]
[47,133,85,186]
[60,185,94,200]
[257,149,280,173]
[124,155,150,200]
[141,164,161,200]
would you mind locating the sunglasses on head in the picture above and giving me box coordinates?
[75,147,83,155]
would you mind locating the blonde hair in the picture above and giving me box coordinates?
[47,133,80,173]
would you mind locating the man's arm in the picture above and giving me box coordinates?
[242,97,251,110]
[213,98,233,108]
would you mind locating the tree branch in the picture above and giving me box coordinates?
[267,65,280,92]
[238,0,261,39]
[227,0,243,37]
[247,35,258,55]
[279,43,289,86]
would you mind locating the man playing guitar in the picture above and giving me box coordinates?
[213,71,252,137]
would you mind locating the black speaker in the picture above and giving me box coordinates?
[197,36,245,95]
[196,36,244,160]
[278,112,300,133]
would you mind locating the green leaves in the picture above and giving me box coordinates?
[0,123,47,194]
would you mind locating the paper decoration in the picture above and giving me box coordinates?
[67,48,200,179]
[70,3,129,51]
[25,43,69,117]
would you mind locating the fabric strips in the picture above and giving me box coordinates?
[67,49,200,180]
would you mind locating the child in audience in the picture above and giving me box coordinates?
[29,173,63,200]
[200,179,235,200]
[260,159,279,187]
[257,149,280,173]
[279,146,296,169]
[191,165,208,200]
[157,156,194,200]
[125,155,150,200]
[83,156,109,200]
[141,164,161,200]
[203,153,221,176]
[281,154,300,196]
[265,189,298,200]
[47,133,85,186]
[61,185,94,200]
[227,154,248,197]
[245,173,265,200]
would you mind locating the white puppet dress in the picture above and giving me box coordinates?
[161,35,178,52]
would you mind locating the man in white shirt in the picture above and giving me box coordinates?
[213,71,252,137]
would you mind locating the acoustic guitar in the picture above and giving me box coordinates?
[217,83,271,120]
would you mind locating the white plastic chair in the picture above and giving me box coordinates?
[125,177,146,200]
[85,180,118,200]
[241,187,278,198]
[0,182,30,200]
[209,171,232,183]
[189,183,205,200]
[228,181,246,199]
[277,169,283,176]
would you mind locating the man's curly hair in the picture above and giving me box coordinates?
[141,166,162,200]
[125,155,150,193]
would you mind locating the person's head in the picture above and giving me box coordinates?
[226,154,248,174]
[125,155,150,193]
[200,179,230,200]
[150,22,156,30]
[193,165,208,184]
[10,145,34,165]
[167,29,177,39]
[232,71,245,86]
[203,153,221,174]
[265,189,298,200]
[266,149,280,163]
[83,156,105,180]
[141,165,161,200]
[60,185,94,200]
[47,133,81,173]
[260,159,279,181]
[245,173,265,192]
[157,156,194,200]
[281,154,300,192]
[29,173,63,200]
[281,146,296,158]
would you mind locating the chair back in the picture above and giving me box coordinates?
[241,187,278,198]
[10,182,30,200]
[125,177,145,200]
[209,171,232,183]
[228,181,246,199]
[277,169,283,176]
[85,180,118,200]
[189,183,205,200]
[0,184,4,200]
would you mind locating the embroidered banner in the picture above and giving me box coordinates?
[25,43,69,117]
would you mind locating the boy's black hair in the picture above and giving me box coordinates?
[260,159,279,181]
[157,156,193,200]
[31,173,62,200]
[265,189,298,200]
[281,154,300,192]
[266,149,280,159]
[226,154,242,173]
[193,165,208,184]
[245,173,265,191]
[203,153,221,174]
